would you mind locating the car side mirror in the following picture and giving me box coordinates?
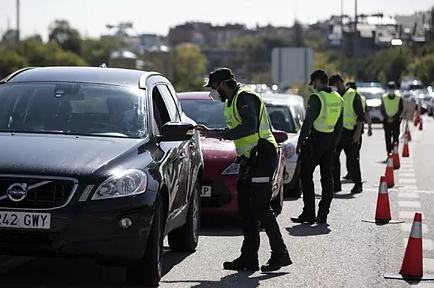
[272,130,288,144]
[157,122,194,142]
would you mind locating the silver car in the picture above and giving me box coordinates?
[261,93,305,198]
[357,87,385,123]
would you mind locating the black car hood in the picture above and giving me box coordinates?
[0,133,149,176]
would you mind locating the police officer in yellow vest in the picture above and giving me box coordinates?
[342,82,372,181]
[329,74,365,194]
[195,68,292,273]
[380,81,404,158]
[290,70,343,225]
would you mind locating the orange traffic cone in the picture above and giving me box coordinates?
[402,135,410,157]
[362,176,403,224]
[393,142,400,170]
[385,153,395,188]
[419,117,423,131]
[414,112,420,126]
[405,122,412,141]
[384,213,434,280]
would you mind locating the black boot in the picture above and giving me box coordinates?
[261,252,293,272]
[290,214,315,224]
[223,256,259,271]
[351,183,363,194]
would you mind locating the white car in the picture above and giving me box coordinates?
[357,87,385,123]
[261,93,306,198]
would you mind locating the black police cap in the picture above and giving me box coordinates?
[203,68,235,88]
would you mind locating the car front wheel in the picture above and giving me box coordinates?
[126,197,165,286]
[168,181,201,252]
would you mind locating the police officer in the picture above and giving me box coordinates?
[380,81,404,158]
[194,68,292,272]
[290,70,343,225]
[329,74,365,194]
[342,82,372,181]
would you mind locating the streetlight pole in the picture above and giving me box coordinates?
[340,0,344,75]
[353,0,358,81]
[16,0,20,44]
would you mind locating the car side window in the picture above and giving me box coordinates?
[166,84,183,115]
[152,86,171,134]
[158,85,180,122]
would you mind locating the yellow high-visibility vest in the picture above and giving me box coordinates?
[342,88,359,130]
[313,91,344,133]
[382,94,401,117]
[224,86,277,158]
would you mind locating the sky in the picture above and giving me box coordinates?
[0,0,433,40]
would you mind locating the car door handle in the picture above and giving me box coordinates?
[179,152,186,159]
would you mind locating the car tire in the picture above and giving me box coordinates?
[126,197,165,286]
[168,181,201,252]
[271,180,284,216]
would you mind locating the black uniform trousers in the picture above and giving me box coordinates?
[345,135,363,177]
[300,131,336,220]
[383,120,400,154]
[237,142,287,260]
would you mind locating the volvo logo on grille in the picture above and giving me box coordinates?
[6,183,28,202]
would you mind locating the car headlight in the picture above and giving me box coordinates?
[282,142,296,159]
[221,162,240,175]
[91,169,147,200]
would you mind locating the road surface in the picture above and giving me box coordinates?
[1,117,434,288]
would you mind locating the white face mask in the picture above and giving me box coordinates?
[388,89,395,96]
[311,86,317,93]
[124,109,135,122]
[331,86,338,92]
[209,89,221,101]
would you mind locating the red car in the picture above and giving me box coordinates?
[178,91,287,217]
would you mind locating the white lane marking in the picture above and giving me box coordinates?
[398,201,422,208]
[399,178,417,184]
[411,282,434,287]
[401,223,430,233]
[398,192,420,199]
[400,185,419,190]
[400,163,414,168]
[399,172,416,178]
[403,239,434,251]
[423,258,434,272]
[400,211,421,219]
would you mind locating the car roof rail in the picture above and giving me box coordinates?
[99,63,107,68]
[0,67,38,84]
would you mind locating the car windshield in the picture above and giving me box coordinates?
[0,82,147,138]
[359,91,383,100]
[265,105,296,133]
[180,99,226,128]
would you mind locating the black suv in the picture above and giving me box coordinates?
[0,66,204,286]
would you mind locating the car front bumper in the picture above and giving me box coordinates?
[283,158,297,185]
[201,176,238,217]
[0,195,156,262]
[368,106,383,122]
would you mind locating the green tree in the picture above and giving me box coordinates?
[80,38,126,67]
[48,20,82,55]
[173,43,207,92]
[0,49,28,78]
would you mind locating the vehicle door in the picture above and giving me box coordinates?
[166,84,197,199]
[157,84,190,216]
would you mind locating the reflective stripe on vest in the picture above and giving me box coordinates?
[382,94,400,117]
[313,91,344,133]
[224,86,277,158]
[343,88,357,130]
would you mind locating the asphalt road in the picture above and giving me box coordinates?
[1,117,434,288]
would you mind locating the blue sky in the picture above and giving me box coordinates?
[0,0,433,40]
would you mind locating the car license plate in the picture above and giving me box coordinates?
[201,186,212,197]
[0,211,51,229]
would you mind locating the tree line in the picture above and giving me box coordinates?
[1,10,434,93]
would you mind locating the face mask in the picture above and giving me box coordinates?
[124,109,135,122]
[311,86,317,93]
[209,89,221,101]
[388,90,395,96]
[331,86,338,92]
